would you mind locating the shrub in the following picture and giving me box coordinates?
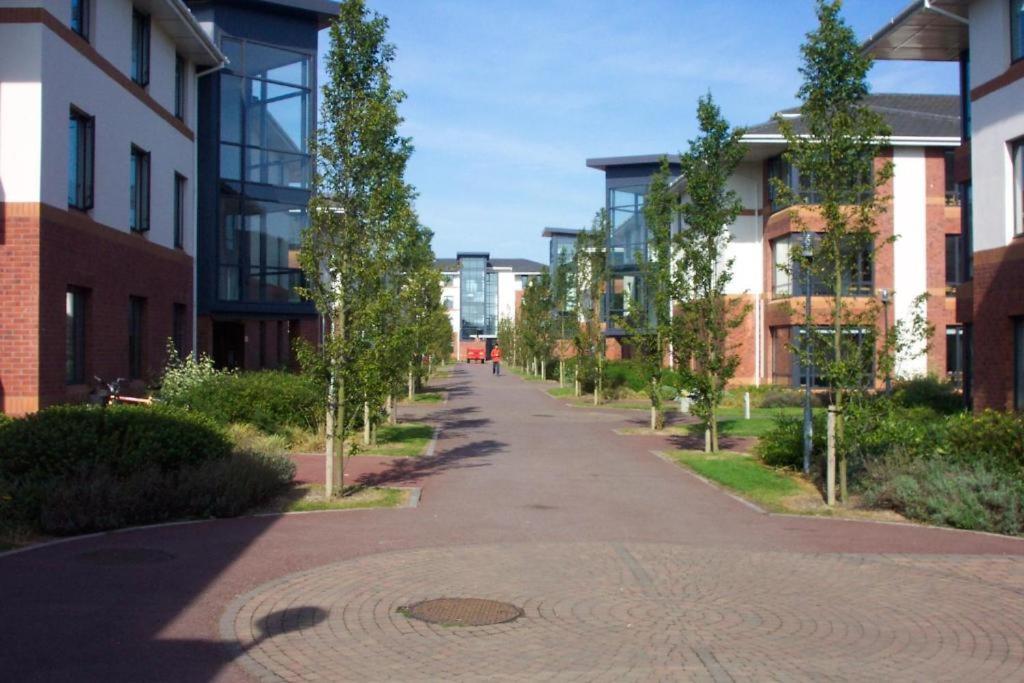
[157,346,225,405]
[0,404,231,482]
[162,371,324,435]
[754,413,826,469]
[892,376,964,415]
[0,413,11,430]
[863,456,1024,536]
[34,451,295,535]
[226,422,291,457]
[940,410,1024,475]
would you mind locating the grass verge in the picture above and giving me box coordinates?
[352,422,433,457]
[401,389,445,404]
[259,483,408,513]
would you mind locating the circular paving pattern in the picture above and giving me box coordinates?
[222,542,1024,682]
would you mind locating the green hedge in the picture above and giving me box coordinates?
[161,370,323,434]
[0,404,293,535]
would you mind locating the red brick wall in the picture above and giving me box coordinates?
[0,204,42,414]
[969,240,1024,410]
[0,203,193,414]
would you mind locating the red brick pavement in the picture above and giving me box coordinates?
[1,363,1023,682]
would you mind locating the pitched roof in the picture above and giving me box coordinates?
[744,93,960,139]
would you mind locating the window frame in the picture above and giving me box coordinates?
[131,8,150,87]
[66,288,86,385]
[71,0,90,41]
[1012,0,1024,63]
[1013,139,1024,237]
[173,173,186,248]
[68,107,95,211]
[174,54,186,119]
[130,145,151,233]
[128,296,145,380]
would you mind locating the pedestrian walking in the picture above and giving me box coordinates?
[491,344,502,375]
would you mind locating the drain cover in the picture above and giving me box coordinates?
[402,598,523,626]
[78,547,176,565]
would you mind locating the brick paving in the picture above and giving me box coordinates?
[2,364,1024,682]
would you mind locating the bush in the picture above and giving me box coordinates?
[33,451,295,535]
[754,412,827,469]
[0,413,11,430]
[603,361,682,398]
[162,371,324,435]
[940,410,1024,475]
[0,404,231,483]
[892,376,964,415]
[863,456,1024,535]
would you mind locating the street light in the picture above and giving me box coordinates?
[802,231,814,475]
[880,288,891,394]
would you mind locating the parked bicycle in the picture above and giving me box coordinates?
[90,376,155,407]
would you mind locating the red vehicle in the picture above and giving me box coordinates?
[465,348,486,363]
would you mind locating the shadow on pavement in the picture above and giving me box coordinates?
[357,439,506,487]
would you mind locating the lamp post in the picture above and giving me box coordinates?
[880,288,891,394]
[802,231,814,475]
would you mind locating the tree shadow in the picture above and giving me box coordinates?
[356,438,506,487]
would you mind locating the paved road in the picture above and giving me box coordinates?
[2,364,1024,681]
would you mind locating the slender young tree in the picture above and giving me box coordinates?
[776,0,893,501]
[674,93,749,452]
[551,249,576,387]
[519,270,556,378]
[573,212,611,404]
[300,0,413,498]
[619,158,676,430]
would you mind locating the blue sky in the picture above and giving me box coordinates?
[318,1,958,263]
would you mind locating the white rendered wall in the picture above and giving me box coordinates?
[0,25,43,203]
[38,10,196,253]
[442,274,460,338]
[892,146,929,378]
[969,0,1011,85]
[497,270,517,323]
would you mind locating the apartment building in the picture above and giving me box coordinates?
[0,0,224,415]
[586,94,963,386]
[437,253,544,361]
[865,0,1024,411]
[187,0,335,370]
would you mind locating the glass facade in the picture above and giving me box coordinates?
[458,256,497,338]
[609,186,647,268]
[215,36,312,304]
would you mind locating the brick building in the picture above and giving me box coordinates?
[586,94,963,387]
[865,0,1024,411]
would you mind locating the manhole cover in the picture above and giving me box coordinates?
[401,598,523,626]
[78,547,176,565]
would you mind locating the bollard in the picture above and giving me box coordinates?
[744,392,751,420]
[826,406,837,506]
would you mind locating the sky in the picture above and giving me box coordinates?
[317,0,958,264]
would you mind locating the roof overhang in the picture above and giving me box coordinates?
[862,0,968,62]
[741,132,960,152]
[586,154,681,171]
[542,227,581,238]
[138,0,226,67]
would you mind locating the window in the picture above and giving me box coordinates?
[771,233,870,297]
[68,108,94,210]
[71,0,90,40]
[960,51,971,140]
[172,303,187,358]
[128,297,145,379]
[66,288,86,384]
[961,182,973,280]
[217,195,306,303]
[945,234,964,289]
[1013,0,1024,62]
[130,146,150,233]
[946,325,964,388]
[944,150,959,206]
[1013,140,1024,236]
[174,173,186,248]
[131,9,150,87]
[175,54,186,119]
[791,326,875,388]
[1016,318,1024,410]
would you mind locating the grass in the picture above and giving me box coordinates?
[668,450,804,511]
[401,389,444,404]
[545,386,654,411]
[256,483,408,513]
[351,422,434,457]
[669,407,814,438]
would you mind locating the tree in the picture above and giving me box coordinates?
[674,94,749,452]
[619,158,676,430]
[572,212,611,404]
[519,269,555,378]
[775,0,894,501]
[551,248,576,387]
[299,0,414,498]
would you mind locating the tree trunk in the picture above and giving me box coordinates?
[833,257,847,504]
[325,369,340,498]
[387,394,397,425]
[408,367,415,401]
[650,405,657,431]
[363,401,371,445]
[710,404,719,452]
[559,359,565,387]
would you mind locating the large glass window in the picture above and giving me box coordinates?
[217,193,306,303]
[175,54,186,120]
[1013,140,1024,236]
[791,326,874,388]
[944,149,959,206]
[128,296,145,379]
[609,274,645,320]
[68,108,94,210]
[1012,1,1024,62]
[71,0,90,40]
[771,233,870,297]
[609,186,646,268]
[218,39,312,190]
[130,145,150,233]
[946,234,963,289]
[131,8,150,87]
[459,256,488,339]
[66,288,86,385]
[946,325,964,388]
